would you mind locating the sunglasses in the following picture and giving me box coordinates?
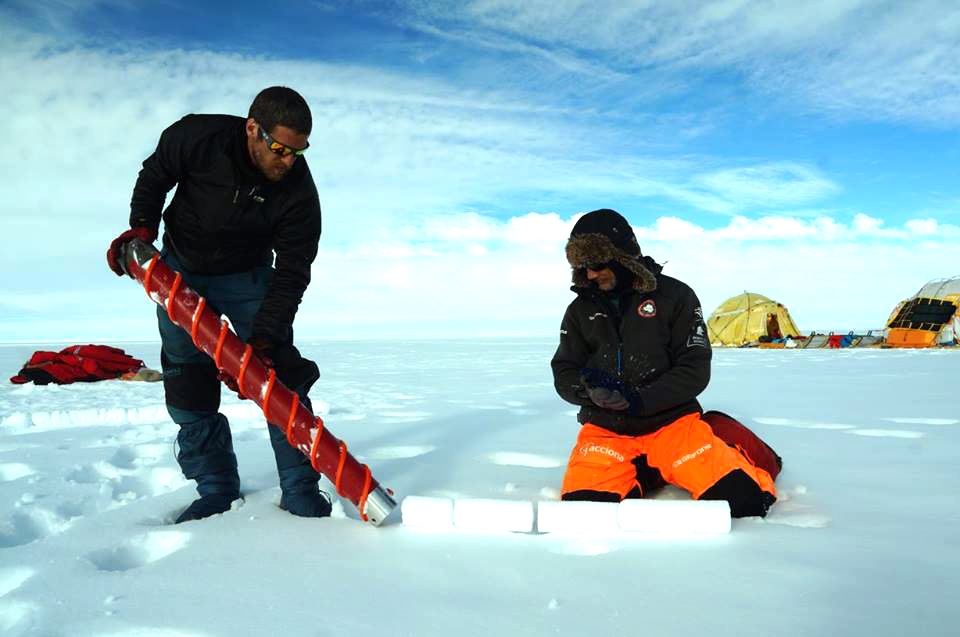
[582,262,613,271]
[258,123,309,157]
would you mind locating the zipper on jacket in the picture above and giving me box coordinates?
[591,290,627,378]
[233,186,261,206]
[610,295,626,377]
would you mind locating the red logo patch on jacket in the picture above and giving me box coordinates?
[638,300,657,318]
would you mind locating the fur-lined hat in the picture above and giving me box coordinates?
[565,209,657,291]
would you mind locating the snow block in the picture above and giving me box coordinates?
[400,496,454,529]
[452,498,534,533]
[617,499,731,534]
[402,497,729,535]
[537,500,620,534]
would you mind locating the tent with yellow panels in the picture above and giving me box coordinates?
[885,276,960,348]
[707,292,801,347]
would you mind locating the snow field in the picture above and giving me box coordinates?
[1,341,957,637]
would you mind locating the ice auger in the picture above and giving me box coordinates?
[121,239,397,526]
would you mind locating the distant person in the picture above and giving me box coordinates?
[106,86,330,523]
[551,209,781,517]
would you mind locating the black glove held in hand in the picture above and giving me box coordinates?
[246,336,275,367]
[579,367,642,415]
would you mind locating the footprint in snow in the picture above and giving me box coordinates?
[107,444,167,470]
[56,498,96,520]
[86,530,190,572]
[67,461,117,484]
[0,507,71,549]
[110,468,188,501]
[67,460,186,504]
[0,464,34,482]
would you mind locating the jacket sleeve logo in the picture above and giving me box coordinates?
[686,306,710,348]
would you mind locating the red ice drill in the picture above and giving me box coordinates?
[121,238,397,526]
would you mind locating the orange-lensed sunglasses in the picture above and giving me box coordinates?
[258,123,309,157]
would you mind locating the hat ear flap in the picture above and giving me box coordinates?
[565,233,617,269]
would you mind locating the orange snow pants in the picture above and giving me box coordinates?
[561,411,778,511]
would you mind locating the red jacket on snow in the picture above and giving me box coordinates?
[9,345,145,385]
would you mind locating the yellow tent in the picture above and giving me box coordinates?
[885,276,960,348]
[707,292,801,347]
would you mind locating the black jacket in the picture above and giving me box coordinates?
[129,114,322,345]
[551,274,712,436]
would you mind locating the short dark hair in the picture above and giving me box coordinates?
[248,86,312,135]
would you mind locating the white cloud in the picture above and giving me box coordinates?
[713,215,818,241]
[852,213,888,236]
[637,217,705,241]
[904,218,939,235]
[503,212,570,247]
[697,163,839,209]
[418,212,498,242]
[402,0,960,124]
[2,206,958,341]
[411,21,628,82]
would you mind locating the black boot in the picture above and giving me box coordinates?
[279,490,332,518]
[701,470,777,518]
[175,493,241,523]
[172,412,242,523]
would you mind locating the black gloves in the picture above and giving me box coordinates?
[585,385,631,410]
[579,368,642,415]
[217,337,319,401]
[246,336,275,367]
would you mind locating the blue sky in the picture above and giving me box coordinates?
[1,0,959,341]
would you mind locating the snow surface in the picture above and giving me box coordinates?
[0,339,957,637]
